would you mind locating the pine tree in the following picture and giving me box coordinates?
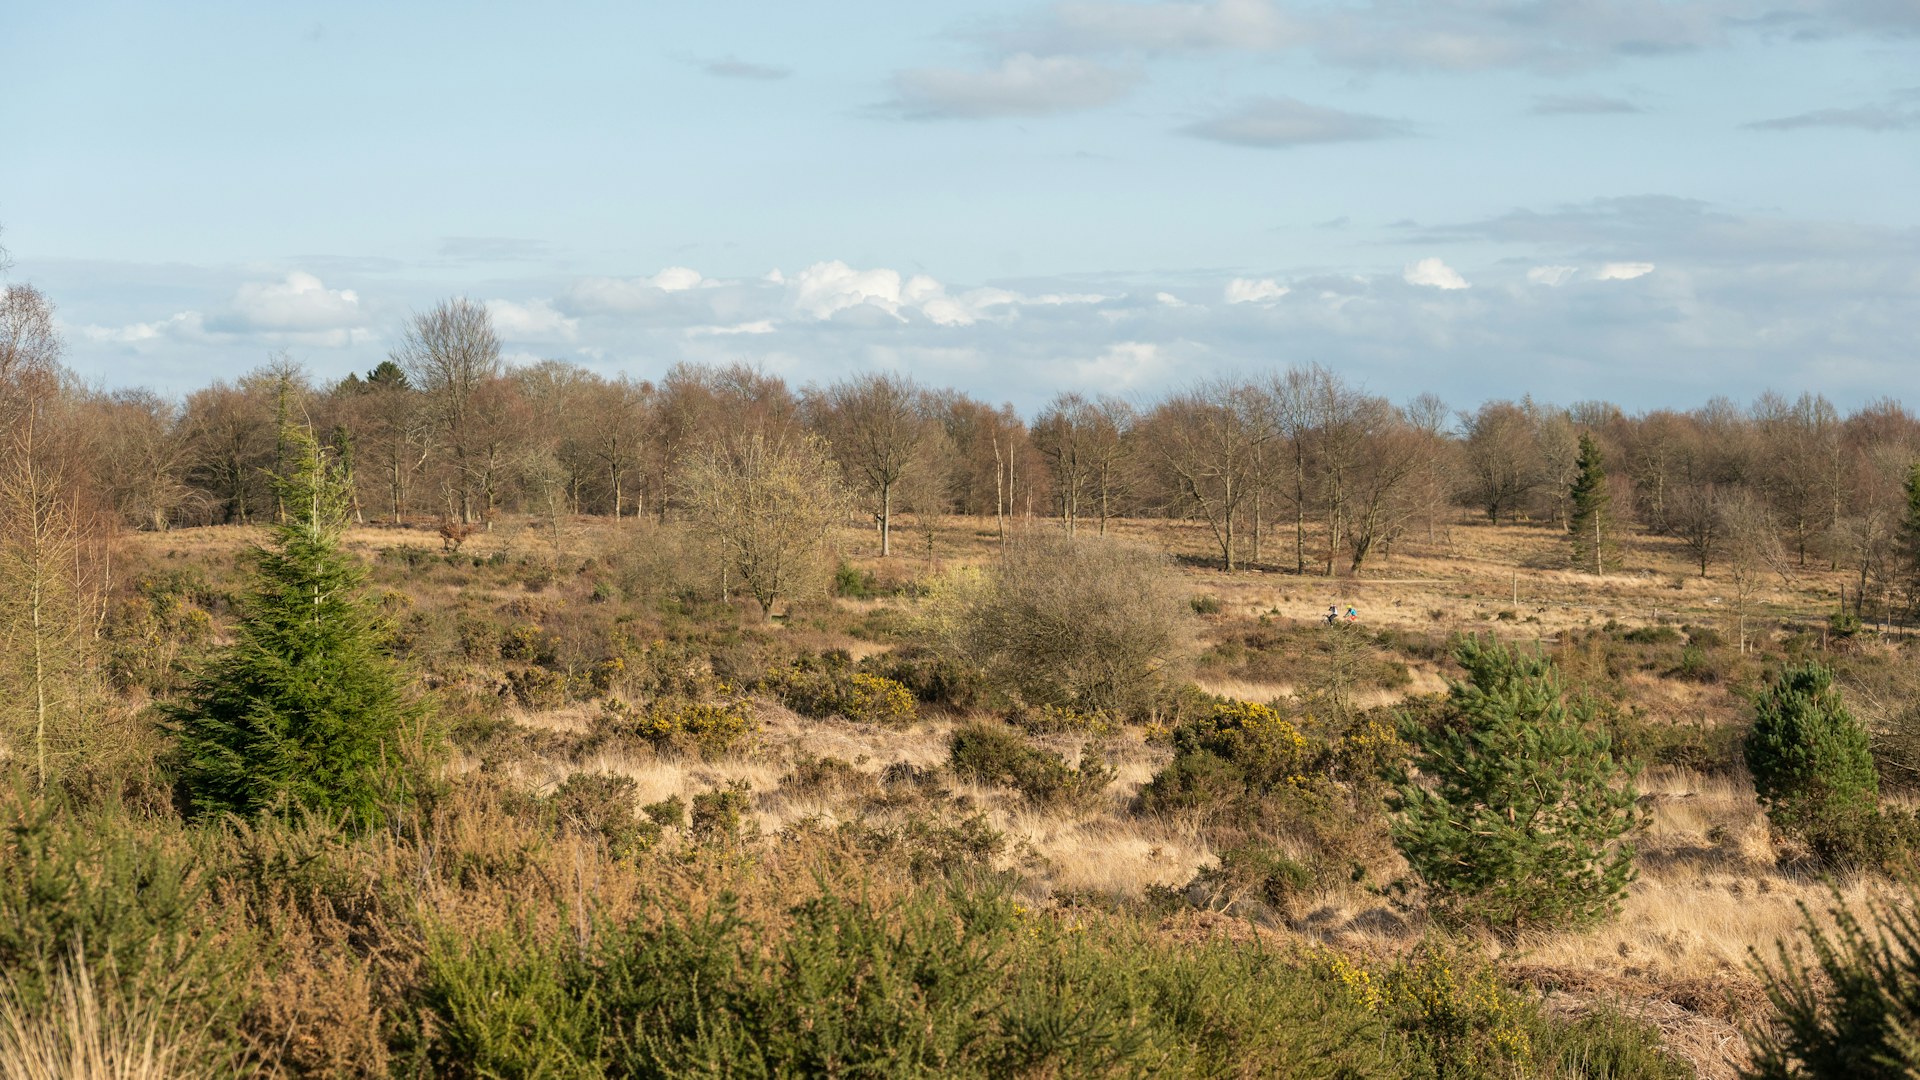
[1567,431,1618,574]
[170,424,428,829]
[1745,662,1883,867]
[1391,636,1642,933]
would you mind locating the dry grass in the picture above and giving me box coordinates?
[0,954,188,1080]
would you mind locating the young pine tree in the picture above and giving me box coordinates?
[1392,636,1642,933]
[1744,662,1884,867]
[170,425,428,829]
[1567,431,1618,574]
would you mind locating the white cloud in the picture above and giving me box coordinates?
[1076,341,1168,385]
[788,261,1107,325]
[1044,0,1305,52]
[1527,265,1579,286]
[1225,277,1289,303]
[565,267,708,313]
[790,261,910,320]
[81,311,206,343]
[1156,291,1189,306]
[649,266,705,292]
[886,53,1140,119]
[686,320,776,337]
[1596,261,1656,280]
[486,298,578,341]
[1404,258,1470,290]
[227,271,362,330]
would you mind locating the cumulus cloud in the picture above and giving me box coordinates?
[686,320,776,337]
[80,311,207,344]
[1181,97,1406,147]
[1527,265,1580,286]
[1155,291,1189,306]
[486,298,579,341]
[885,53,1140,119]
[1404,258,1470,290]
[787,261,1106,325]
[566,267,708,313]
[1531,93,1642,115]
[224,271,363,331]
[1224,278,1289,303]
[1596,262,1656,280]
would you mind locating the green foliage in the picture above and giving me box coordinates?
[858,645,987,710]
[597,695,754,757]
[1568,431,1619,574]
[762,653,920,726]
[1747,885,1920,1079]
[1008,702,1118,737]
[1392,636,1642,933]
[168,426,430,831]
[689,781,755,845]
[947,722,1113,809]
[547,773,657,858]
[1744,662,1887,868]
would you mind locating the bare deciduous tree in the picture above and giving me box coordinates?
[808,372,934,557]
[391,298,501,524]
[674,432,850,618]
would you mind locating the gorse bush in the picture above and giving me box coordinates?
[168,425,430,832]
[947,722,1114,809]
[1392,636,1642,934]
[1744,662,1889,868]
[762,654,919,726]
[596,695,754,757]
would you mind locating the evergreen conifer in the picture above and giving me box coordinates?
[1568,431,1617,573]
[170,424,427,829]
[1392,636,1641,932]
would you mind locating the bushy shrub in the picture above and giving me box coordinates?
[689,781,755,845]
[1191,843,1317,915]
[857,645,986,710]
[597,696,754,757]
[762,655,918,726]
[1392,636,1642,934]
[947,722,1114,809]
[547,773,656,858]
[925,533,1191,719]
[1745,662,1889,868]
[1008,702,1118,737]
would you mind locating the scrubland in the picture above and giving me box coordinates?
[4,508,1913,1078]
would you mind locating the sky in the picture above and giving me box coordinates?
[2,0,1916,415]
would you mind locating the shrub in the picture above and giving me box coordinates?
[1191,843,1317,915]
[857,646,986,710]
[947,722,1114,809]
[1008,703,1118,737]
[597,696,754,757]
[1391,636,1643,934]
[927,533,1190,719]
[1745,662,1887,868]
[547,773,656,858]
[762,658,918,727]
[689,781,755,845]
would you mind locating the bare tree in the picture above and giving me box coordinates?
[807,372,933,557]
[391,298,501,524]
[1142,379,1270,571]
[674,432,850,617]
[1459,400,1540,524]
[1031,392,1102,534]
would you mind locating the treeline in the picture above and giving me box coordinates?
[9,289,1920,602]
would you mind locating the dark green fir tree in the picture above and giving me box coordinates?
[1568,431,1618,573]
[170,424,429,829]
[1391,636,1642,933]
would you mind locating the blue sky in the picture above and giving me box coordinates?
[3,0,1916,413]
